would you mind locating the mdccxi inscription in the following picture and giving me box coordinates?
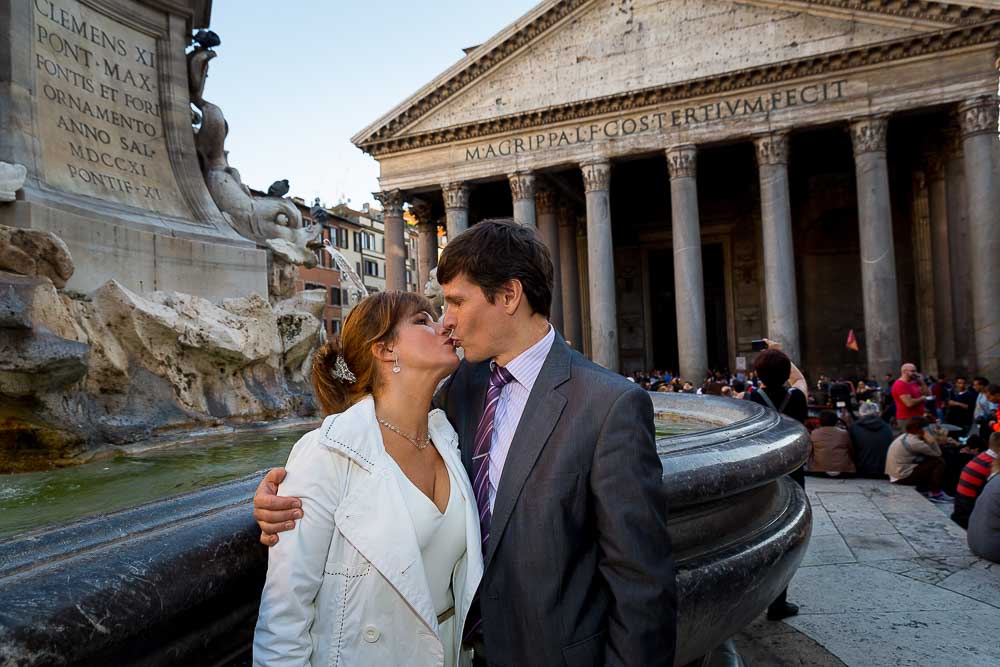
[32,0,189,218]
[464,80,848,161]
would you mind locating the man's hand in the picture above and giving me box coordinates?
[253,467,302,546]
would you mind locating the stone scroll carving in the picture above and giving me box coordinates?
[0,161,27,202]
[187,33,320,280]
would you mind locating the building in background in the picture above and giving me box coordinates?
[291,197,345,336]
[353,0,1000,383]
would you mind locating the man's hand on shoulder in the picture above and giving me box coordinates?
[253,467,302,546]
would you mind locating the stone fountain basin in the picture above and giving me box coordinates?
[0,394,809,665]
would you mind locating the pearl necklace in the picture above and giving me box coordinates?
[376,416,431,450]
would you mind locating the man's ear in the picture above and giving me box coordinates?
[500,279,524,315]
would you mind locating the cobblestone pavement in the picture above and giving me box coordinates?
[732,476,1000,667]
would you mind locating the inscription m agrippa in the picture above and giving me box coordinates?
[464,80,847,161]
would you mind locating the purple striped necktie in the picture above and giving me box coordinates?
[472,362,515,558]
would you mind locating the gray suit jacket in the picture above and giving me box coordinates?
[434,333,676,666]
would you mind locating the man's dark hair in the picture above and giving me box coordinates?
[437,219,553,318]
[955,375,967,382]
[987,384,1000,397]
[819,410,838,427]
[753,348,792,389]
[974,376,990,386]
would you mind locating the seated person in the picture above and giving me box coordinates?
[808,410,856,476]
[885,417,952,503]
[967,457,1000,563]
[849,401,894,478]
[952,432,1000,529]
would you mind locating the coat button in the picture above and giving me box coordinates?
[363,625,380,643]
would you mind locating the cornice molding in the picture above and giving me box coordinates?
[359,19,1000,158]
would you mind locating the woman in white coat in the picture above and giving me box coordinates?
[253,291,483,666]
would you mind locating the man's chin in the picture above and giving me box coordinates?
[461,348,488,363]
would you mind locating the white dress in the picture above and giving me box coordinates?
[387,450,468,667]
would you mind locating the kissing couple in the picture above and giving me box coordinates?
[252,220,676,666]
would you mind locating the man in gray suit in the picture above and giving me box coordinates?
[255,220,675,665]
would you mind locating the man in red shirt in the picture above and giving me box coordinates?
[952,432,1000,528]
[892,363,928,431]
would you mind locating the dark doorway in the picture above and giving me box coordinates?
[648,243,730,379]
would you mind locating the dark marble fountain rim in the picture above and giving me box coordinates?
[1,393,801,573]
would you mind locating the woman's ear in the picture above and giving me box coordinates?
[372,340,395,364]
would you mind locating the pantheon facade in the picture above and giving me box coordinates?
[354,0,1000,383]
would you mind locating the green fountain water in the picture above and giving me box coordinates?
[0,416,708,540]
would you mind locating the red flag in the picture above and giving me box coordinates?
[846,329,859,352]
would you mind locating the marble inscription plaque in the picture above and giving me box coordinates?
[33,0,189,218]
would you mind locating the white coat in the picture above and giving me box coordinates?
[253,395,483,666]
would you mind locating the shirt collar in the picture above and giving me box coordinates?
[493,324,555,393]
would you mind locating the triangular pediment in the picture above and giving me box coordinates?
[353,0,997,150]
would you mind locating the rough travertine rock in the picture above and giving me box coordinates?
[0,226,74,288]
[0,271,324,471]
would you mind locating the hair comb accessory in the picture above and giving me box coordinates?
[332,356,357,383]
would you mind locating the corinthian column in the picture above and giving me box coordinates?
[442,182,470,240]
[850,116,901,379]
[925,152,955,373]
[944,127,973,370]
[754,131,800,363]
[581,159,618,371]
[508,171,537,228]
[375,189,406,291]
[958,97,1000,378]
[411,200,437,296]
[558,206,583,351]
[535,188,563,331]
[666,144,708,383]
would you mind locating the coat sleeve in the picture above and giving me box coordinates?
[253,432,343,666]
[591,386,677,667]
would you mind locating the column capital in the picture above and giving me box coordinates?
[849,116,889,156]
[665,144,697,179]
[557,206,577,228]
[508,171,536,201]
[374,189,404,217]
[441,182,469,209]
[958,96,999,138]
[535,187,556,215]
[409,199,434,225]
[581,159,611,192]
[754,132,789,166]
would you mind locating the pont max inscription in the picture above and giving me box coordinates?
[463,79,849,161]
[32,0,189,218]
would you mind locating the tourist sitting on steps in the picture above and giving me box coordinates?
[807,410,856,477]
[849,401,894,478]
[967,454,1000,563]
[952,432,1000,529]
[885,417,953,503]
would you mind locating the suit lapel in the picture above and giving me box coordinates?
[485,335,571,568]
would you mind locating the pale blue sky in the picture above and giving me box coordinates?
[207,1,539,208]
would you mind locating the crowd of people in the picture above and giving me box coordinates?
[628,356,1000,565]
